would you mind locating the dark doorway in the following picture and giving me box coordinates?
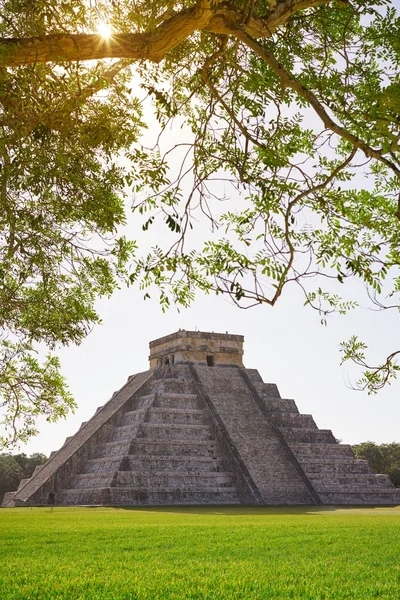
[47,492,55,505]
[206,355,215,367]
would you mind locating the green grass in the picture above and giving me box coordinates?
[1,506,400,599]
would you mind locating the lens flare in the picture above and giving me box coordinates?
[97,22,112,38]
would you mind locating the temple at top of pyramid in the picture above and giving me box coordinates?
[3,330,399,508]
[149,329,244,367]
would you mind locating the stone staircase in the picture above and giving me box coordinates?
[246,369,400,505]
[58,369,240,505]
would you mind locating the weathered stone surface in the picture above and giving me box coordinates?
[6,370,154,506]
[248,378,399,505]
[3,330,399,507]
[2,491,17,505]
[149,330,244,368]
[192,365,314,505]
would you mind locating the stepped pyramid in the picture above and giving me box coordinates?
[3,330,399,507]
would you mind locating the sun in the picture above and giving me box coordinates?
[97,21,112,38]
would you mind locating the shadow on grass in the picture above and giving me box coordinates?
[5,504,399,515]
[114,504,349,515]
[111,504,400,515]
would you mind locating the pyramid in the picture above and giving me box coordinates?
[3,330,399,507]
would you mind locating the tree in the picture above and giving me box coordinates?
[353,442,400,487]
[0,452,47,502]
[13,451,48,476]
[0,0,399,446]
[0,454,23,502]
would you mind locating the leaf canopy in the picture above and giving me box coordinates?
[1,0,399,445]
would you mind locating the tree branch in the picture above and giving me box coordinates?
[230,28,400,179]
[0,4,212,67]
[0,0,334,67]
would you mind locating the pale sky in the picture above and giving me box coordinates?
[9,0,400,457]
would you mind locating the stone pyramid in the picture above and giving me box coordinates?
[3,330,399,507]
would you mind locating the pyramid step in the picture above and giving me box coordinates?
[121,407,148,425]
[55,488,108,505]
[291,443,354,458]
[113,470,235,489]
[154,393,198,399]
[86,457,124,473]
[74,470,235,490]
[146,408,206,425]
[151,376,183,382]
[111,487,240,505]
[152,393,199,410]
[270,413,316,429]
[279,428,336,444]
[244,369,263,383]
[298,457,364,464]
[86,454,225,474]
[126,455,222,472]
[249,379,281,398]
[58,487,240,506]
[264,398,299,413]
[318,490,400,505]
[112,424,142,441]
[300,459,371,475]
[130,394,156,410]
[150,379,194,394]
[100,441,132,456]
[309,474,395,492]
[139,422,212,441]
[131,438,218,458]
[74,472,115,489]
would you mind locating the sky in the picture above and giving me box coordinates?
[9,0,400,457]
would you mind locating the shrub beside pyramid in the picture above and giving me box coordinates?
[3,330,399,507]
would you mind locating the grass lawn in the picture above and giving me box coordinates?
[1,505,399,599]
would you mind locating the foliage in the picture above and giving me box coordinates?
[0,454,23,503]
[0,9,140,446]
[1,507,400,599]
[12,451,47,475]
[353,441,400,486]
[1,0,400,444]
[0,340,75,446]
[0,452,47,503]
[340,338,400,394]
